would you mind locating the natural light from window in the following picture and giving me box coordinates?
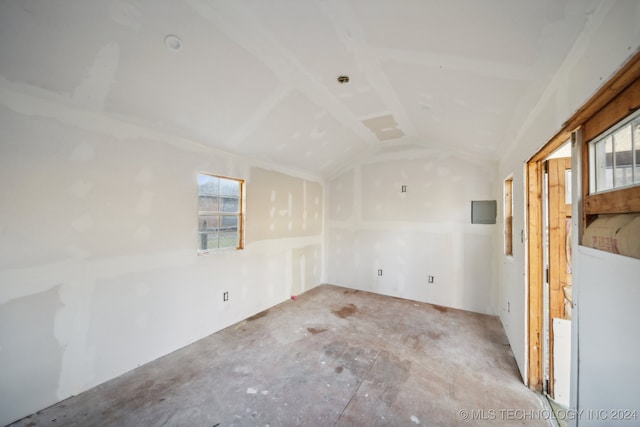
[198,173,244,251]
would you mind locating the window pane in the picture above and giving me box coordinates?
[220,196,239,213]
[219,229,239,248]
[220,215,239,248]
[197,173,244,251]
[221,214,237,228]
[595,136,614,192]
[198,174,219,196]
[613,125,633,187]
[199,215,219,232]
[220,178,240,197]
[199,233,218,250]
[199,195,220,212]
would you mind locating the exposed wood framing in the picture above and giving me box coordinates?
[563,50,640,134]
[585,186,640,215]
[527,160,544,392]
[546,157,572,398]
[527,50,640,391]
[582,77,640,142]
[581,75,640,220]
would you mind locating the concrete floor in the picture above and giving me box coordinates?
[12,285,551,426]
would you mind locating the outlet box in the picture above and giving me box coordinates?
[428,275,434,284]
[223,291,229,302]
[377,269,383,276]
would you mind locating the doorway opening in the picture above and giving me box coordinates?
[526,130,574,402]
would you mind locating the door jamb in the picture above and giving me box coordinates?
[526,131,571,391]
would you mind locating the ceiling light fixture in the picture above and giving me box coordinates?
[337,75,349,84]
[164,34,183,52]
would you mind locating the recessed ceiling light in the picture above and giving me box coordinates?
[337,75,349,84]
[164,34,183,52]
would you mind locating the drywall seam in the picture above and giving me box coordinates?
[326,142,497,181]
[72,42,119,111]
[55,278,95,399]
[499,0,618,160]
[224,81,294,149]
[242,236,323,255]
[375,48,533,81]
[0,81,324,184]
[319,0,418,138]
[184,0,377,146]
[352,165,362,230]
[302,179,308,231]
[328,220,495,235]
[0,260,83,305]
[321,181,328,284]
[0,79,207,153]
[451,230,465,307]
[1,234,322,306]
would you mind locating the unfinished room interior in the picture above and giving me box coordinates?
[1,1,640,426]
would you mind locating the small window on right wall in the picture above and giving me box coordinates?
[589,109,640,194]
[582,90,640,259]
[504,176,513,256]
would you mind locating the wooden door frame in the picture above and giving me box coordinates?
[526,133,571,391]
[526,50,640,391]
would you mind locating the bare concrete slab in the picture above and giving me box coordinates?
[11,285,551,426]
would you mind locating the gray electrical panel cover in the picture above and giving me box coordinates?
[471,200,497,224]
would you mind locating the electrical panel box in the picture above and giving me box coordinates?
[471,200,497,224]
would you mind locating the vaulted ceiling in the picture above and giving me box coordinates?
[0,0,600,176]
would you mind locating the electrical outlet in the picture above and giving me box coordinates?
[401,185,407,193]
[378,269,383,276]
[428,275,434,284]
[223,291,229,302]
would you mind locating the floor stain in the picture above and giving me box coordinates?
[431,304,448,313]
[324,341,347,358]
[403,335,421,350]
[335,366,344,374]
[332,304,357,318]
[246,310,269,321]
[307,327,327,335]
[427,331,442,340]
[374,351,412,405]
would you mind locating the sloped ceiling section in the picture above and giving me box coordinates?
[0,0,599,176]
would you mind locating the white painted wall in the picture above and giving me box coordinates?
[0,89,324,425]
[326,148,499,315]
[496,0,640,421]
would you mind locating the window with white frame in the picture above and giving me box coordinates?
[198,173,244,251]
[589,110,640,194]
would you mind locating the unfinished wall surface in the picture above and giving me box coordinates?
[326,150,498,315]
[496,0,640,420]
[572,247,640,426]
[0,93,323,425]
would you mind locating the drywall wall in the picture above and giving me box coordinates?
[326,149,498,315]
[495,0,640,415]
[571,247,640,426]
[0,91,323,425]
[246,167,323,242]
